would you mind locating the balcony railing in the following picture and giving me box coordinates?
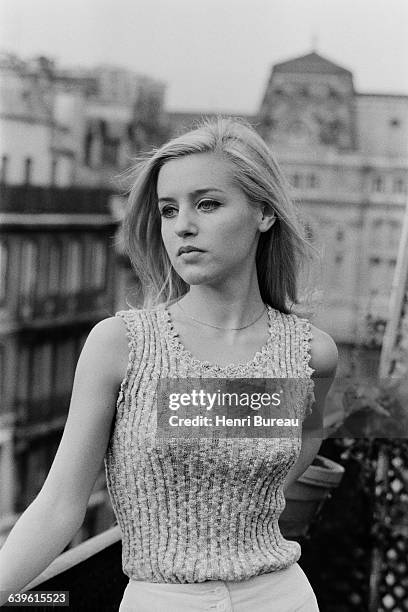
[23,525,126,612]
[0,185,114,215]
[18,438,408,612]
[16,289,109,323]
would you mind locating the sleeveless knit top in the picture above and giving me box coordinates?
[104,304,315,583]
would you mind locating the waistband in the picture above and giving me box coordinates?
[126,562,302,591]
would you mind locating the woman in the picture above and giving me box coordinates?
[0,117,337,611]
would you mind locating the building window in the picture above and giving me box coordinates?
[1,155,8,184]
[0,344,4,405]
[390,118,401,128]
[47,241,61,293]
[66,240,82,292]
[393,178,406,194]
[70,159,76,185]
[304,223,314,241]
[328,87,341,100]
[55,339,76,396]
[31,343,53,402]
[127,123,134,141]
[24,157,32,185]
[387,220,401,246]
[50,159,58,186]
[371,219,384,248]
[307,174,319,189]
[102,138,119,166]
[368,256,386,295]
[292,173,301,188]
[90,239,107,289]
[328,252,344,288]
[262,116,275,130]
[84,128,93,167]
[373,176,385,193]
[16,345,30,412]
[20,240,38,297]
[0,241,8,303]
[19,240,38,318]
[336,229,344,242]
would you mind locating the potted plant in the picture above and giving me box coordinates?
[279,346,408,540]
[279,454,345,538]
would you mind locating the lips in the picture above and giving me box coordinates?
[177,246,204,256]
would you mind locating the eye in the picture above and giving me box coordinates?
[159,205,177,218]
[197,199,220,212]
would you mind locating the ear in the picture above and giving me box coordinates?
[259,204,277,233]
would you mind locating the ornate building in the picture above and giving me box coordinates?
[258,51,408,343]
[0,53,76,187]
[259,51,357,151]
[56,65,169,187]
[0,53,169,189]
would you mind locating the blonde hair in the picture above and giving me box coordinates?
[121,116,321,315]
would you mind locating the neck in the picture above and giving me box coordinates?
[175,272,265,329]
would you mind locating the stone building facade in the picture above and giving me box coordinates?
[257,52,407,343]
[0,54,76,187]
[64,65,169,187]
[0,53,168,189]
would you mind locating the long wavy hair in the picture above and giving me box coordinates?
[120,116,321,315]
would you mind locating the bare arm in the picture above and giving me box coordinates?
[0,316,128,603]
[282,325,338,493]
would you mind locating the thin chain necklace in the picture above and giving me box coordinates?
[176,301,267,331]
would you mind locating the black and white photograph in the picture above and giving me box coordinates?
[0,0,407,610]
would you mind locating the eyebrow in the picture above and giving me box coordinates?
[157,188,225,204]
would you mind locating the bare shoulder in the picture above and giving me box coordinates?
[90,315,129,344]
[81,316,130,387]
[309,323,338,377]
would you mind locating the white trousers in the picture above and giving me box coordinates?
[118,562,319,611]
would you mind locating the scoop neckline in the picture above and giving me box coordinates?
[159,303,278,372]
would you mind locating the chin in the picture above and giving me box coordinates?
[178,272,212,285]
[176,268,225,287]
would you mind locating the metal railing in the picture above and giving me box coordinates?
[0,185,114,215]
[23,526,126,612]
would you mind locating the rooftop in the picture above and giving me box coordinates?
[273,51,353,76]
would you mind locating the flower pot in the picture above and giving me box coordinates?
[279,455,345,538]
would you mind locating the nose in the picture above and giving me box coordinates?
[174,206,198,237]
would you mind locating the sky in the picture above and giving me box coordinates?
[0,0,407,113]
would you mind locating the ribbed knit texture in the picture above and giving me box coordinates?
[104,304,315,583]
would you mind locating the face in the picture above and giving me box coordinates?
[156,152,274,287]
